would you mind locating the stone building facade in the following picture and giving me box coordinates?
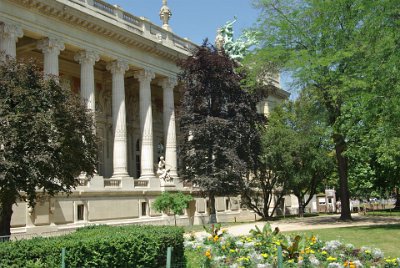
[1,0,289,234]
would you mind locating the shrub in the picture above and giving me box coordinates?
[0,225,185,267]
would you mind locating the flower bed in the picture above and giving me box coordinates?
[184,224,400,267]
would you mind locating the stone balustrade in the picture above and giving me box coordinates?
[65,0,196,53]
[104,179,121,188]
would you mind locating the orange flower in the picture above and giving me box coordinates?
[205,249,212,259]
[213,235,219,242]
[343,261,356,268]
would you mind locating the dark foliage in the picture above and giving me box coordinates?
[0,57,97,235]
[177,42,264,219]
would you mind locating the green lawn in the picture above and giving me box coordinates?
[365,209,400,217]
[285,224,400,257]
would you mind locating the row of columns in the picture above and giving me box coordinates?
[0,21,178,180]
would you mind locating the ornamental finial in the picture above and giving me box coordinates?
[160,0,172,31]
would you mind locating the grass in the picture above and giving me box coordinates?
[364,209,400,217]
[285,224,400,257]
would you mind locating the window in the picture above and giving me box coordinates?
[77,204,85,221]
[141,202,147,216]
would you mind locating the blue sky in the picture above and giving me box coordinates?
[110,0,260,44]
[109,1,294,95]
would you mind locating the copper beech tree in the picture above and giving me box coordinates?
[0,57,97,236]
[178,42,263,223]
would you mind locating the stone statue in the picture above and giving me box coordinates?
[216,17,258,61]
[159,0,172,31]
[157,156,172,182]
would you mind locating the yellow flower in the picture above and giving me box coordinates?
[327,256,337,262]
[230,249,236,253]
[222,245,226,250]
[321,251,328,255]
[288,259,294,263]
[311,235,317,243]
[364,250,371,254]
[344,261,356,268]
[213,235,219,242]
[261,253,269,259]
[274,241,281,246]
[298,256,303,261]
[205,250,211,259]
[310,249,315,254]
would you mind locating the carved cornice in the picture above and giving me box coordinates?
[11,0,196,62]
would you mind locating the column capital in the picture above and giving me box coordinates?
[158,76,177,90]
[74,50,100,65]
[106,60,129,75]
[0,22,23,41]
[134,69,155,83]
[37,37,65,56]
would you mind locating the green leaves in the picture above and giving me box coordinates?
[153,192,193,216]
[0,225,185,267]
[0,58,97,235]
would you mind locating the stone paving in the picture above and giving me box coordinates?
[194,214,400,237]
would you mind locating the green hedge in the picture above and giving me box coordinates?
[0,225,185,267]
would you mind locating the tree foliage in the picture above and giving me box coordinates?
[242,93,334,218]
[246,0,400,219]
[152,192,193,226]
[0,57,97,235]
[178,42,263,222]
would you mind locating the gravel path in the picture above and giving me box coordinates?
[194,214,399,237]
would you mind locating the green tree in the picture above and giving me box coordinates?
[152,192,193,226]
[246,0,400,220]
[242,93,333,218]
[285,94,334,217]
[0,58,97,236]
[178,42,263,223]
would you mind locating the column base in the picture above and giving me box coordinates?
[139,174,156,180]
[111,173,129,178]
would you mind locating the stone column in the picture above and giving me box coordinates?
[134,69,155,179]
[159,77,178,177]
[74,50,100,112]
[106,60,129,177]
[37,37,65,76]
[0,22,23,58]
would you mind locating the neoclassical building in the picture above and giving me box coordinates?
[1,0,290,234]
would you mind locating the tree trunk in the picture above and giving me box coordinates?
[334,136,352,221]
[0,193,14,237]
[297,195,304,218]
[394,187,400,210]
[209,193,217,223]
